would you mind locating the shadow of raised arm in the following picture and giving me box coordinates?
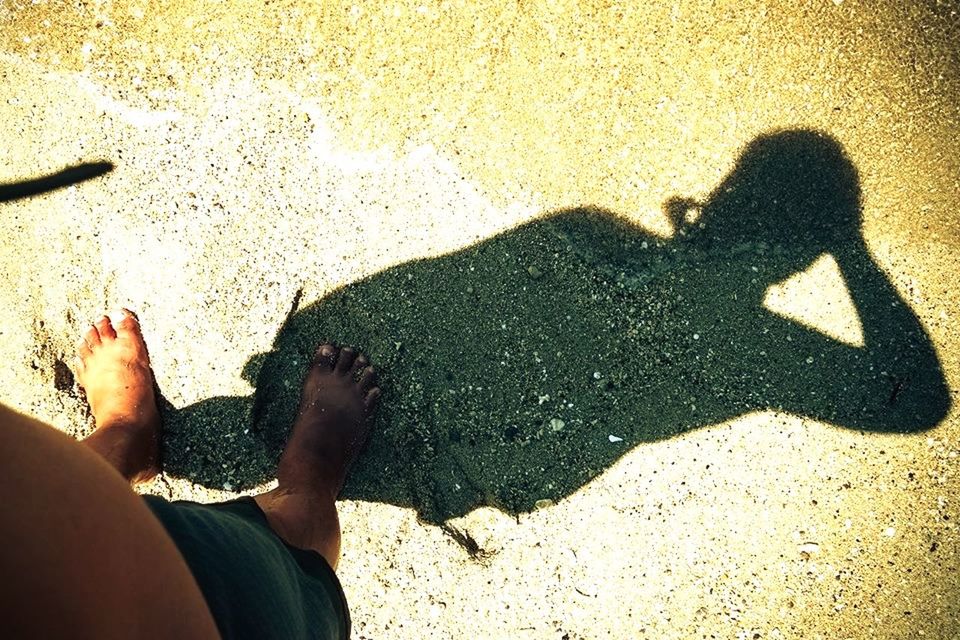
[679,129,949,432]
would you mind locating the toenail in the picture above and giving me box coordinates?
[321,345,334,356]
[108,309,128,325]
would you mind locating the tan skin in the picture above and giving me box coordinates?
[0,398,220,639]
[0,308,379,636]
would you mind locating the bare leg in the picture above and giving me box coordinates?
[74,309,161,484]
[255,344,380,570]
[0,402,219,639]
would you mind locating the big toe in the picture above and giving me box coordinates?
[109,308,143,341]
[313,343,338,370]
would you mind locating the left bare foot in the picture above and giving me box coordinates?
[74,309,160,483]
[255,343,380,569]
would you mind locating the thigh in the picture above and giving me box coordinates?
[0,402,220,640]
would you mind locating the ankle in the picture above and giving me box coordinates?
[277,451,346,500]
[95,413,158,435]
[254,488,341,566]
[83,422,159,482]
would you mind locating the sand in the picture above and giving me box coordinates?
[1,1,958,638]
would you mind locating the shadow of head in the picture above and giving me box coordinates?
[669,129,863,283]
[163,128,949,525]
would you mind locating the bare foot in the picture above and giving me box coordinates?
[255,344,380,568]
[278,344,380,495]
[74,309,161,483]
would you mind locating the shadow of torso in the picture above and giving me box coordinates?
[165,130,949,524]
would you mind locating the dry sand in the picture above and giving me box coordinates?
[1,1,959,638]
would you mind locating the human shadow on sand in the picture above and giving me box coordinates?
[163,129,950,526]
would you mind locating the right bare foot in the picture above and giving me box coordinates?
[255,344,380,567]
[74,309,161,483]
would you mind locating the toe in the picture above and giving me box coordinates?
[76,338,92,359]
[83,324,101,348]
[313,343,338,369]
[351,354,369,376]
[335,347,356,374]
[109,308,141,340]
[364,387,381,411]
[358,366,377,391]
[95,315,117,340]
[76,338,93,365]
[72,355,87,385]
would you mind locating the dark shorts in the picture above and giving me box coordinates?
[143,495,350,640]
